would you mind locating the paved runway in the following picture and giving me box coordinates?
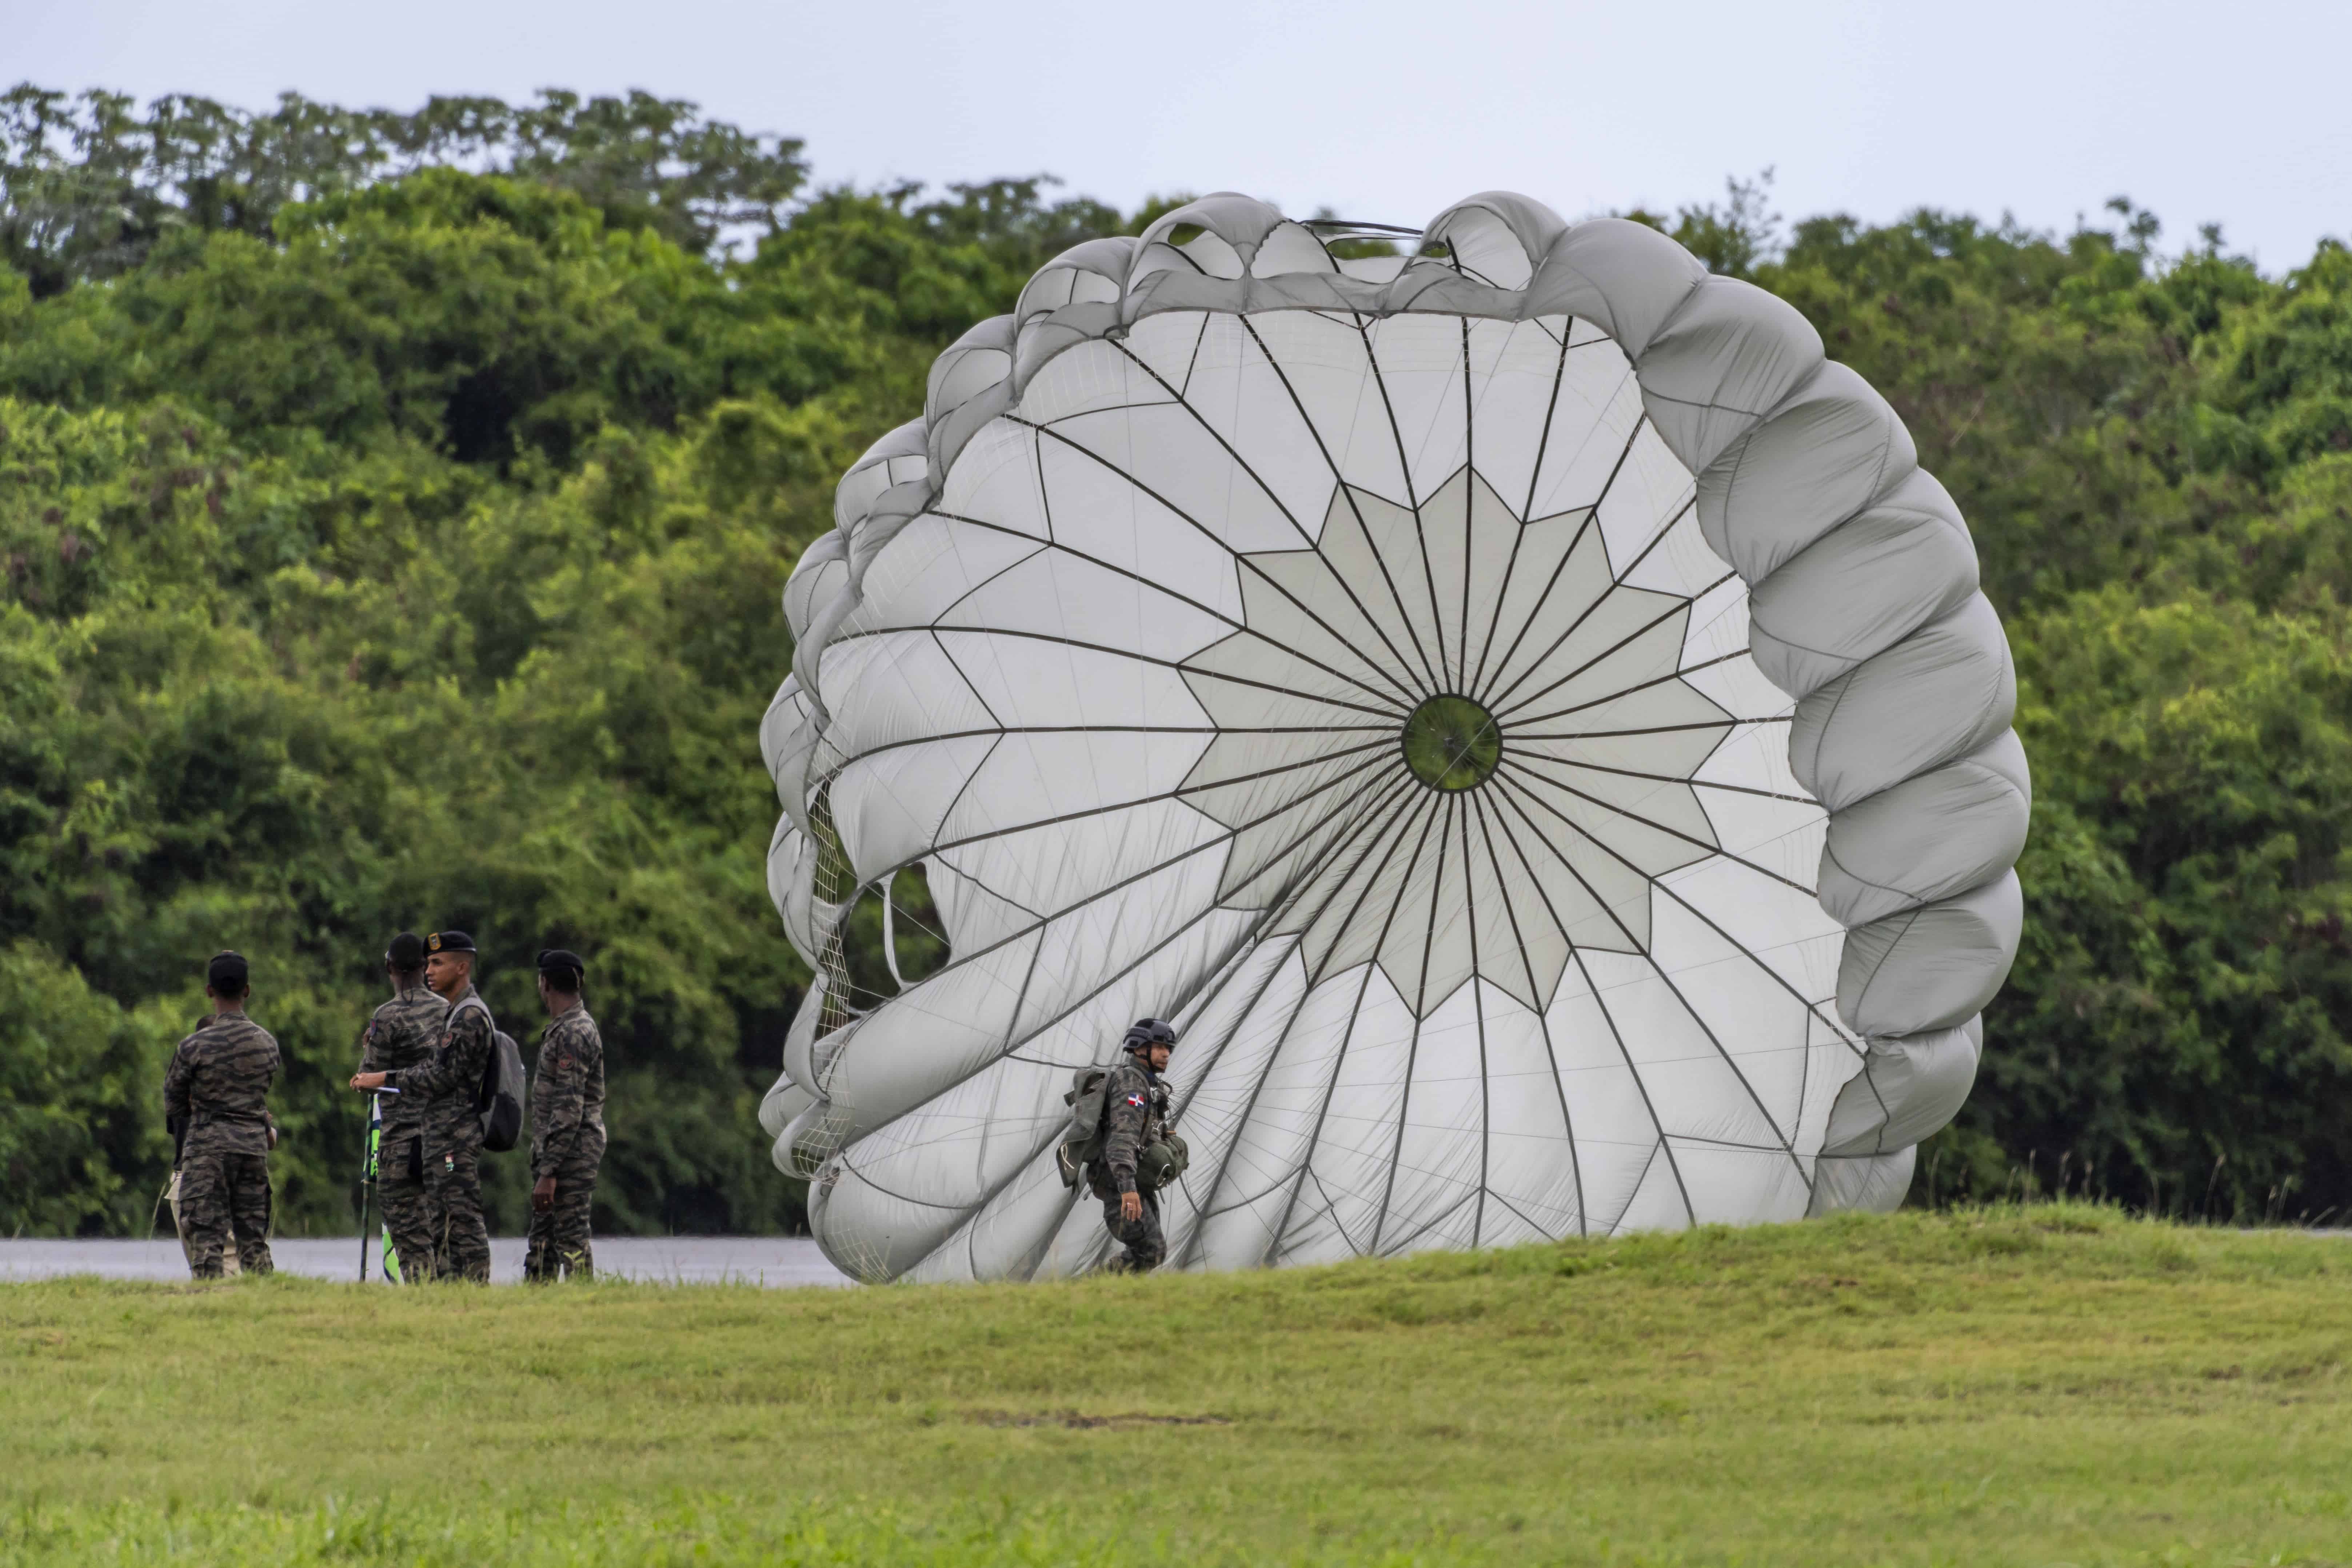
[0,1235,854,1287]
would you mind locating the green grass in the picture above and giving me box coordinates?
[5,1206,2352,1565]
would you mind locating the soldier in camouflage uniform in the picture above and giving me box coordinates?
[167,1014,235,1277]
[162,952,282,1279]
[1087,1017,1177,1273]
[350,929,495,1283]
[524,948,605,1282]
[357,931,449,1280]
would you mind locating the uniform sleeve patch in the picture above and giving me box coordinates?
[1125,1094,1146,1107]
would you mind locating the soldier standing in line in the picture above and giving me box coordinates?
[163,951,282,1279]
[165,1013,234,1277]
[357,931,449,1280]
[524,949,605,1282]
[1087,1017,1178,1273]
[349,930,495,1283]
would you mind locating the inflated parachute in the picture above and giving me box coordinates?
[758,192,2028,1284]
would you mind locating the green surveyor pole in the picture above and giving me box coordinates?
[367,1091,404,1283]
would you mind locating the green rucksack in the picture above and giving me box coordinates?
[1055,1066,1114,1189]
[1137,1131,1190,1192]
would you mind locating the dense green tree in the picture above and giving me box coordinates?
[1945,591,2352,1216]
[0,84,807,295]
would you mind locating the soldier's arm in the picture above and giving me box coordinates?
[391,1009,487,1097]
[537,1019,590,1164]
[1101,1069,1150,1195]
[163,1040,193,1158]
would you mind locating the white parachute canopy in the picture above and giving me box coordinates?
[758,192,2029,1284]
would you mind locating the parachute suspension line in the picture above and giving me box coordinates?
[1177,772,1442,1271]
[1467,318,1575,699]
[1484,766,1805,1180]
[793,783,862,1179]
[1466,791,1589,1237]
[1224,319,1447,696]
[1188,775,1451,1258]
[1370,791,1459,1256]
[1469,412,1636,709]
[1459,315,1477,698]
[1351,310,1451,685]
[1248,778,1458,1266]
[1478,779,1696,1231]
[1456,795,1492,1250]
[1018,390,1425,712]
[810,784,858,1032]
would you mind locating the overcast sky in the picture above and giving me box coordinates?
[18,0,2350,270]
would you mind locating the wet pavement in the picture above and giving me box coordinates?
[0,1235,854,1287]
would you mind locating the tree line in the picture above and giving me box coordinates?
[2,88,2347,1236]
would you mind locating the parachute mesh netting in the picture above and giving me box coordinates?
[759,192,2029,1283]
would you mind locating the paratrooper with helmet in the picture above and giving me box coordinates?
[1084,1017,1185,1273]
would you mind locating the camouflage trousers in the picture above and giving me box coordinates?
[179,1150,273,1279]
[1093,1182,1165,1273]
[377,1132,439,1282]
[525,1134,603,1282]
[426,1132,491,1283]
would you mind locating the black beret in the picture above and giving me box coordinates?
[425,930,477,955]
[386,931,426,967]
[207,950,249,989]
[536,948,585,977]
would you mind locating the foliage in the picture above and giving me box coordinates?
[0,83,808,295]
[1628,166,1784,279]
[7,1210,2352,1565]
[4,81,2352,1236]
[1977,593,2352,1216]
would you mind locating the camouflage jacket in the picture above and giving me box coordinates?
[163,1010,282,1160]
[530,1005,606,1168]
[1093,1059,1168,1196]
[360,981,449,1147]
[390,983,496,1150]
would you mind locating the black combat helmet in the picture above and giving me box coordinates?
[1122,1017,1177,1054]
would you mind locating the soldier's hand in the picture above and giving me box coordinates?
[1120,1190,1142,1224]
[533,1175,558,1213]
[350,1072,388,1091]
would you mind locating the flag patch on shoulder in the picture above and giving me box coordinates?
[1125,1094,1146,1107]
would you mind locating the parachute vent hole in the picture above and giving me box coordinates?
[1167,223,1206,247]
[1402,695,1502,792]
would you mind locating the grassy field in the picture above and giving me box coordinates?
[4,1206,2351,1567]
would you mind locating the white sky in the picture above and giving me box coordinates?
[17,0,2351,271]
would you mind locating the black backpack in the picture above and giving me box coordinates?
[454,995,526,1153]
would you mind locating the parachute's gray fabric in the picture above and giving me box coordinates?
[756,191,2028,1282]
